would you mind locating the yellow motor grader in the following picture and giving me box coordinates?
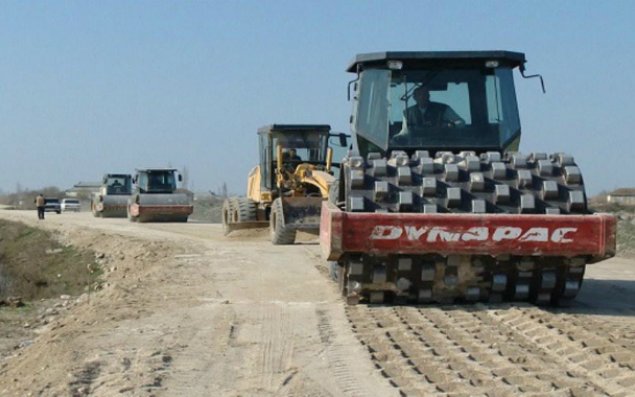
[223,124,348,244]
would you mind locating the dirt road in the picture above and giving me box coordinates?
[0,210,634,397]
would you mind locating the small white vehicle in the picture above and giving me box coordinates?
[60,198,81,212]
[44,198,61,214]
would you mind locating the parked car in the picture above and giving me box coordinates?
[44,198,61,214]
[61,198,81,212]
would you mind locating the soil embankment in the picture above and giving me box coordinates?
[0,219,98,300]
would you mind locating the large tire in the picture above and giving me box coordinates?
[127,195,141,222]
[329,261,339,281]
[92,202,102,218]
[235,197,258,222]
[222,198,235,235]
[270,198,296,245]
[127,205,138,222]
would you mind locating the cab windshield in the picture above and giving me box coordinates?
[106,176,132,195]
[353,67,520,152]
[139,171,176,193]
[271,132,329,163]
[259,131,329,190]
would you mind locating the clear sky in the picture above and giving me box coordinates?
[1,1,634,195]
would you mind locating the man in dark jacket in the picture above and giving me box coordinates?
[393,85,465,142]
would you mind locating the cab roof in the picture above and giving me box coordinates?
[135,168,178,172]
[258,124,331,135]
[104,173,131,178]
[347,51,526,72]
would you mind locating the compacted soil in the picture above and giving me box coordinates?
[0,209,634,397]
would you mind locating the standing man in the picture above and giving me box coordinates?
[35,193,45,220]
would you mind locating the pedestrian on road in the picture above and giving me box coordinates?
[35,193,45,220]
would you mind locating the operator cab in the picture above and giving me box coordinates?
[134,168,181,194]
[348,51,527,157]
[257,124,332,190]
[104,174,132,195]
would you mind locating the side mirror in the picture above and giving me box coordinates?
[132,176,137,184]
[339,133,348,147]
[178,174,183,182]
[347,77,359,101]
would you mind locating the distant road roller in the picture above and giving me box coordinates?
[127,168,193,222]
[223,124,348,244]
[92,174,132,218]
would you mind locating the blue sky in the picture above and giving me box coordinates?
[1,1,634,195]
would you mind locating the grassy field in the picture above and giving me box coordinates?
[0,219,100,357]
[0,219,99,301]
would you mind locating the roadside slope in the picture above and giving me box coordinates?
[0,210,399,397]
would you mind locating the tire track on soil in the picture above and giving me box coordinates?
[258,304,295,393]
[485,304,635,396]
[347,304,635,397]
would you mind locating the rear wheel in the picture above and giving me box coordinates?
[270,198,296,245]
[222,198,235,235]
[127,205,138,222]
[92,203,102,218]
[235,197,257,222]
[329,261,339,281]
[334,262,359,305]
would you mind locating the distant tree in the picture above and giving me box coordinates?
[41,186,62,198]
[181,166,189,190]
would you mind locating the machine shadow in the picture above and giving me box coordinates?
[549,278,635,316]
[362,279,635,317]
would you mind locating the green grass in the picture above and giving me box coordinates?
[0,220,100,301]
